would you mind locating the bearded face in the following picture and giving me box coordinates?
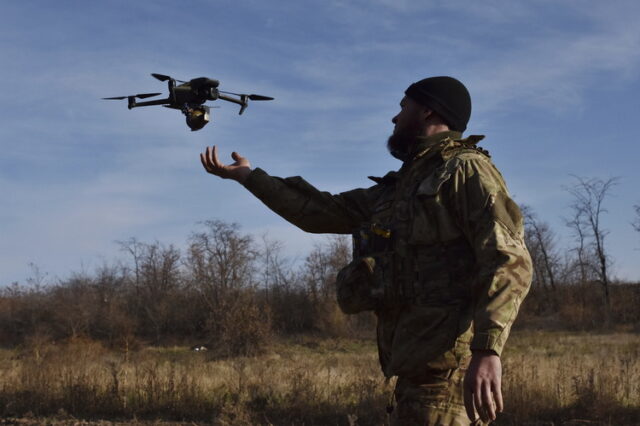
[386,120,424,161]
[387,96,428,161]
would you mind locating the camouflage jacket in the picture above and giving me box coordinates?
[242,131,532,378]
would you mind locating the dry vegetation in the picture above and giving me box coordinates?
[501,331,640,425]
[0,337,387,425]
[1,203,640,424]
[0,333,639,425]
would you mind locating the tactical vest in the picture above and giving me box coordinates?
[336,136,489,376]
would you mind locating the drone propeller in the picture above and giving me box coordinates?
[151,73,186,83]
[219,90,274,101]
[102,92,162,100]
[151,73,170,82]
[162,105,221,109]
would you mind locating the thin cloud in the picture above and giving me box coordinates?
[469,22,640,115]
[2,0,640,286]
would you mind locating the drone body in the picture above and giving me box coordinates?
[103,73,273,131]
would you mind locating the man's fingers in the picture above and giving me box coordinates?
[200,145,250,182]
[212,145,223,169]
[200,152,212,173]
[474,384,484,421]
[482,382,496,421]
[201,146,226,176]
[493,380,504,413]
[203,147,212,168]
[463,382,476,421]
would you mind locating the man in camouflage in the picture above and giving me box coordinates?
[200,76,532,425]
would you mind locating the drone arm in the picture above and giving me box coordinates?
[128,97,173,109]
[218,94,248,115]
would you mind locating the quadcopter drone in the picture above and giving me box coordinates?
[103,73,274,131]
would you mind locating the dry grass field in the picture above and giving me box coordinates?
[1,331,639,425]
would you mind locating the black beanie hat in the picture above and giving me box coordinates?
[405,76,471,132]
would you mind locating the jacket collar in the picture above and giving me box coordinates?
[409,130,462,162]
[369,131,464,184]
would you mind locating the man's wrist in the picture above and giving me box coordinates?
[235,167,252,184]
[241,167,265,189]
[471,349,499,357]
[471,329,506,356]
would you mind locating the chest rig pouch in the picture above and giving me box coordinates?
[404,143,483,306]
[336,176,396,314]
[380,142,479,376]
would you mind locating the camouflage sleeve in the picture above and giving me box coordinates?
[445,154,533,356]
[242,167,375,234]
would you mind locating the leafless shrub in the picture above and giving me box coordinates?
[565,176,619,326]
[300,236,351,335]
[3,215,637,352]
[522,205,560,298]
[118,239,183,344]
[186,220,270,357]
[633,204,640,234]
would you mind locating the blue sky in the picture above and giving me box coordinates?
[2,0,640,285]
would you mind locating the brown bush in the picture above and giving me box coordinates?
[205,288,272,358]
[2,218,639,354]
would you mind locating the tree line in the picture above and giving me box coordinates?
[521,176,640,329]
[0,220,371,357]
[1,175,639,356]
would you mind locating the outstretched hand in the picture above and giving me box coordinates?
[464,351,504,423]
[200,145,252,184]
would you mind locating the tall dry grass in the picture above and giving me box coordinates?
[0,332,639,425]
[500,331,640,425]
[0,337,389,425]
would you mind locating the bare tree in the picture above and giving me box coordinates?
[119,238,140,287]
[565,207,590,286]
[185,220,269,357]
[118,239,182,343]
[260,234,297,300]
[26,262,48,289]
[300,236,352,335]
[186,220,258,305]
[566,176,618,325]
[633,204,640,234]
[521,205,559,292]
[302,236,350,301]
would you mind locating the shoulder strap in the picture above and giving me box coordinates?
[441,134,490,161]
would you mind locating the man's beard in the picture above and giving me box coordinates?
[386,128,420,161]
